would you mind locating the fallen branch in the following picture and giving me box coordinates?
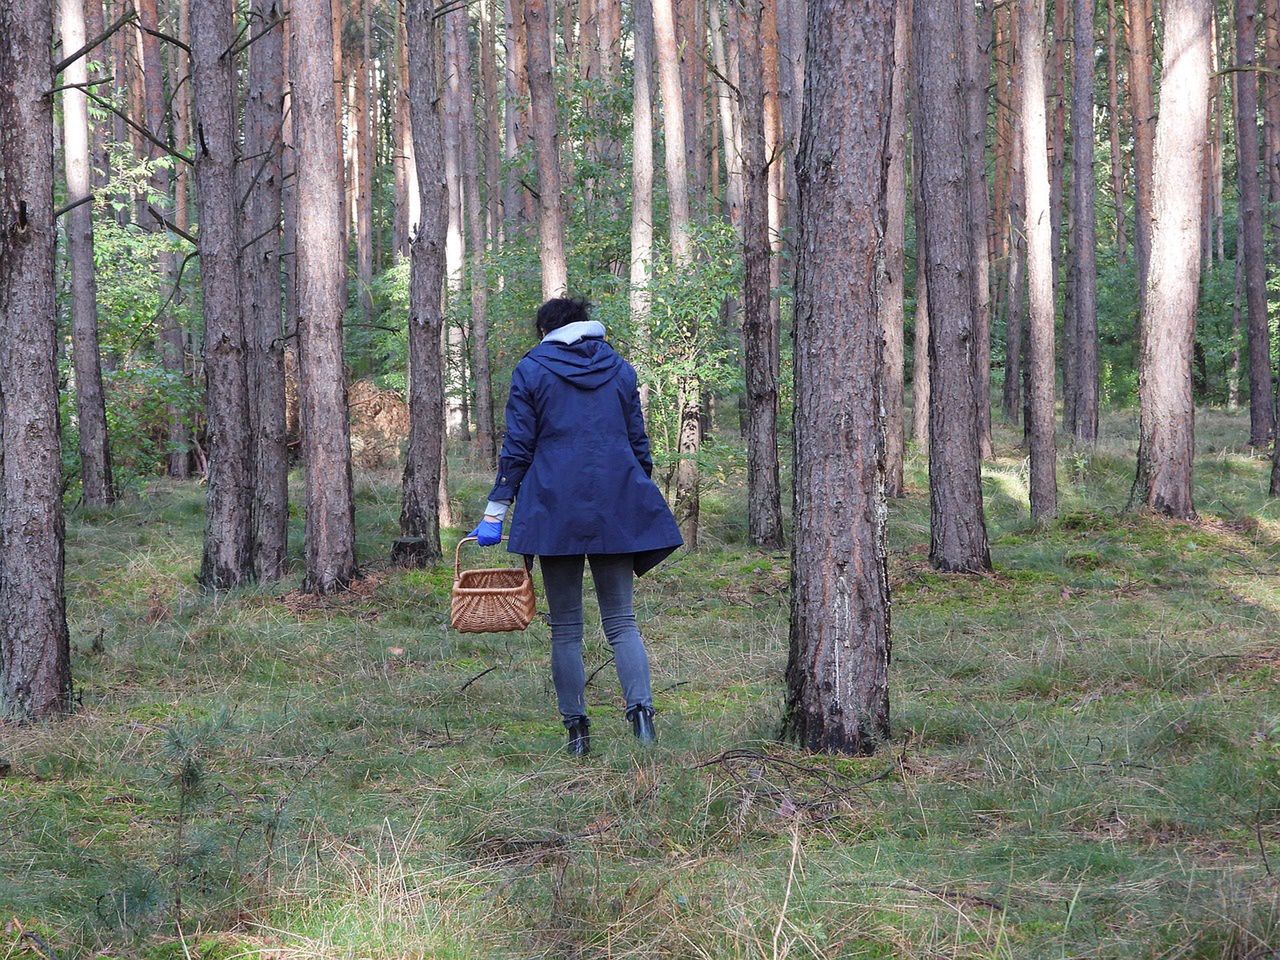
[458,666,497,692]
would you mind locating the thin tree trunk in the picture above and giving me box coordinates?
[1020,0,1059,522]
[916,0,993,570]
[710,0,743,232]
[524,0,569,296]
[244,0,289,581]
[192,0,255,589]
[293,0,360,592]
[1126,0,1155,293]
[1236,0,1274,446]
[60,0,115,506]
[0,0,72,720]
[911,115,930,447]
[1049,0,1067,304]
[629,0,654,359]
[1003,71,1027,426]
[282,18,301,450]
[782,0,893,756]
[882,0,910,497]
[652,0,699,545]
[963,0,994,460]
[443,20,469,441]
[504,0,534,230]
[355,0,375,325]
[1231,252,1243,411]
[738,0,784,547]
[1071,0,1098,444]
[139,0,189,480]
[482,0,504,241]
[1108,0,1126,260]
[1132,0,1211,517]
[401,0,449,560]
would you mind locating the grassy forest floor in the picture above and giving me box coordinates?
[3,408,1280,959]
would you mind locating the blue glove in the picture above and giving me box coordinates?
[468,517,503,546]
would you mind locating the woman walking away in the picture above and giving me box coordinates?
[469,297,683,756]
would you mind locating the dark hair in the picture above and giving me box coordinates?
[535,296,591,336]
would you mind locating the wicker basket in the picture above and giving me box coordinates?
[450,536,537,633]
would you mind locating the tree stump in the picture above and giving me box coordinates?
[392,537,440,568]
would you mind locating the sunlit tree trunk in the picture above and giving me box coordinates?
[355,0,375,325]
[882,0,910,497]
[963,0,994,460]
[916,0,994,570]
[400,0,449,562]
[1020,0,1059,522]
[1070,0,1098,444]
[243,0,289,582]
[1107,0,1127,261]
[1126,0,1155,294]
[782,0,893,756]
[710,0,743,230]
[1235,0,1273,446]
[504,0,535,229]
[0,0,72,720]
[59,0,115,507]
[652,0,700,545]
[1132,0,1211,517]
[192,0,254,589]
[293,0,360,593]
[911,116,930,447]
[524,0,569,296]
[738,0,784,548]
[629,0,654,354]
[481,0,504,241]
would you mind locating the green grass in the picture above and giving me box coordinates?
[3,408,1280,959]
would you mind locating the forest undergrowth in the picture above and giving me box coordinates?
[3,408,1279,960]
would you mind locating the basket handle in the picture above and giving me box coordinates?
[454,536,532,579]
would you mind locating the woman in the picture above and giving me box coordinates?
[469,297,683,756]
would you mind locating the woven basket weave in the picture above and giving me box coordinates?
[450,537,537,633]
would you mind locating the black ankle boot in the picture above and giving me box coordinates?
[626,705,657,745]
[566,717,590,757]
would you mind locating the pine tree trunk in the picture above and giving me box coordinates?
[192,0,255,589]
[963,0,994,460]
[1019,0,1060,521]
[1049,0,1067,305]
[710,0,743,231]
[738,0,785,548]
[1236,0,1274,446]
[139,0,189,480]
[1003,70,1027,426]
[916,0,994,571]
[1126,0,1155,294]
[1133,0,1211,517]
[450,10,497,464]
[882,0,910,497]
[1071,0,1099,444]
[504,0,534,230]
[782,0,893,756]
[292,0,360,593]
[0,0,72,720]
[282,19,301,451]
[355,0,375,325]
[652,0,699,545]
[629,0,655,353]
[243,0,289,582]
[524,0,569,296]
[911,117,930,447]
[1107,0,1127,261]
[401,0,449,561]
[481,0,504,240]
[60,0,115,506]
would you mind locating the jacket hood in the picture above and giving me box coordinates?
[527,324,623,389]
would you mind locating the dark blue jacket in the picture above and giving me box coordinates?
[488,333,683,575]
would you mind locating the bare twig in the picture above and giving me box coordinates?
[82,88,194,166]
[147,204,198,247]
[584,655,616,687]
[52,4,136,75]
[458,666,497,692]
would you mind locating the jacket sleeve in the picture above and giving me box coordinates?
[488,364,538,502]
[625,371,654,478]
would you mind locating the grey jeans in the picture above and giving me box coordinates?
[539,553,653,725]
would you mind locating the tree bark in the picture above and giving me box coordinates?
[710,0,743,231]
[0,0,72,720]
[882,0,910,497]
[482,0,504,241]
[1131,0,1211,518]
[503,0,535,230]
[191,0,255,589]
[443,19,469,441]
[1236,0,1274,446]
[782,0,893,756]
[629,0,654,359]
[1019,0,1059,522]
[1126,0,1155,294]
[524,0,569,297]
[916,0,994,570]
[1002,92,1027,426]
[401,0,449,561]
[243,0,289,582]
[293,0,360,592]
[355,0,375,325]
[59,0,115,507]
[963,0,994,460]
[1107,0,1126,261]
[450,8,497,464]
[911,116,930,447]
[652,0,700,545]
[738,0,785,547]
[1070,0,1099,444]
